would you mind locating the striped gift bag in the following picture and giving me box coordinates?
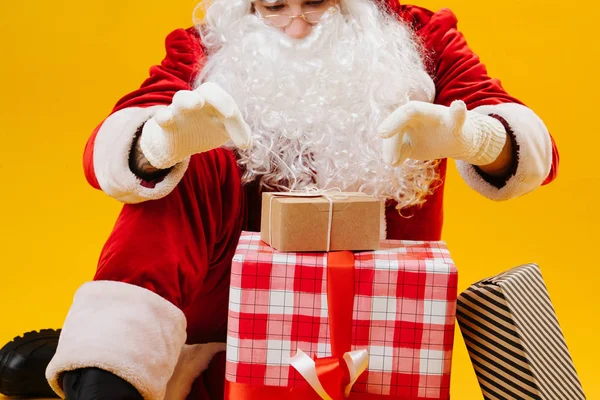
[457,264,585,400]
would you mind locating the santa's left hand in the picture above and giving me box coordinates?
[378,100,507,166]
[164,343,226,400]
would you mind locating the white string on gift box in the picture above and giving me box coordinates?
[253,141,379,251]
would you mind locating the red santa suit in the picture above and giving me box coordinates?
[46,2,559,400]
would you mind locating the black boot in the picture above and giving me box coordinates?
[0,329,61,397]
[63,368,143,400]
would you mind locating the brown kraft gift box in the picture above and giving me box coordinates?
[260,192,381,252]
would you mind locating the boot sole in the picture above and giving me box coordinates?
[0,329,61,398]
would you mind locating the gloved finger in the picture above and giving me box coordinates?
[196,82,253,148]
[199,342,227,359]
[163,343,227,400]
[223,116,253,149]
[382,133,399,165]
[188,342,227,371]
[171,90,205,114]
[153,107,177,128]
[381,130,412,166]
[448,100,468,129]
[196,82,238,119]
[377,101,426,139]
[178,343,227,379]
[396,135,413,165]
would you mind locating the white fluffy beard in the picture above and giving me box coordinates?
[195,0,438,209]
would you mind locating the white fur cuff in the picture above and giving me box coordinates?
[456,103,553,201]
[93,106,190,204]
[46,281,187,400]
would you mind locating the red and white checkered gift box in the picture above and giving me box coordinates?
[225,231,457,399]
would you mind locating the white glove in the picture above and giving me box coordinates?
[140,82,252,169]
[378,100,507,166]
[164,342,226,400]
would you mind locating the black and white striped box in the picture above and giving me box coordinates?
[457,264,585,400]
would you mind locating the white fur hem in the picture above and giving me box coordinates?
[46,281,187,400]
[456,103,553,201]
[93,107,190,204]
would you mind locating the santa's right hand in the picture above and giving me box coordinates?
[62,368,143,400]
[139,82,253,169]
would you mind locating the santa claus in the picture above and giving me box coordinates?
[0,0,558,399]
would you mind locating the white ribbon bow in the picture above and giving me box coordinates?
[289,349,369,400]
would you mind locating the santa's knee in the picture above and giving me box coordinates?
[46,281,188,400]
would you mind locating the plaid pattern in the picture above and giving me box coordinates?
[226,232,457,398]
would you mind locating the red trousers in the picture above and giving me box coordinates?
[94,148,245,400]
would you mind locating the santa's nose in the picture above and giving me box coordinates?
[284,15,313,39]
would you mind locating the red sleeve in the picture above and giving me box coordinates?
[83,27,206,190]
[401,6,558,185]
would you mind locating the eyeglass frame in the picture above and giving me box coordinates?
[257,7,338,28]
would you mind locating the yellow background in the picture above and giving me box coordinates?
[0,0,598,398]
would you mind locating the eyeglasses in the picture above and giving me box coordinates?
[258,7,337,28]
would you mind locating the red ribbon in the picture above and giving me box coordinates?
[315,251,356,399]
[224,381,436,400]
[326,251,356,359]
[227,251,372,399]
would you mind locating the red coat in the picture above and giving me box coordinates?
[82,4,559,241]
